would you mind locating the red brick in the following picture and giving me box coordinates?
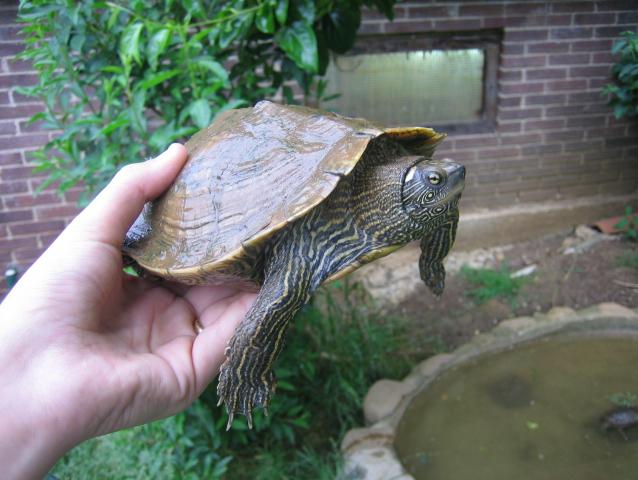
[455,136,499,149]
[596,0,638,11]
[433,19,482,30]
[547,15,572,26]
[526,68,567,80]
[505,29,549,42]
[0,24,20,40]
[566,115,607,128]
[0,74,38,88]
[546,79,588,91]
[499,70,523,82]
[550,27,593,39]
[597,26,633,38]
[521,143,563,155]
[498,122,523,133]
[568,91,605,104]
[0,151,21,165]
[524,119,566,131]
[0,42,22,56]
[505,3,549,15]
[499,96,521,107]
[477,147,521,160]
[526,94,567,105]
[552,2,595,13]
[585,126,627,139]
[35,204,79,220]
[0,104,43,119]
[358,23,382,34]
[548,53,591,65]
[0,120,16,134]
[0,91,9,104]
[564,139,604,152]
[13,247,45,262]
[9,220,65,236]
[0,179,27,194]
[0,237,37,253]
[406,6,455,18]
[570,65,611,78]
[591,51,614,64]
[459,4,504,16]
[500,108,542,120]
[502,43,525,55]
[571,39,614,52]
[527,42,570,54]
[6,58,33,73]
[618,11,638,24]
[501,55,546,68]
[545,130,584,142]
[383,20,433,33]
[574,13,617,24]
[500,133,543,145]
[4,192,60,208]
[0,134,49,150]
[0,209,32,222]
[605,136,638,148]
[501,83,544,94]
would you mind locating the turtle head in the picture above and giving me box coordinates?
[401,157,465,230]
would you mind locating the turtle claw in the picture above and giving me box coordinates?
[217,359,274,430]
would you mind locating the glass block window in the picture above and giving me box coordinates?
[324,49,485,126]
[321,31,501,133]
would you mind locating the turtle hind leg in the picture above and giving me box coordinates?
[216,236,313,429]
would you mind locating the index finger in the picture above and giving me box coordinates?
[65,143,188,246]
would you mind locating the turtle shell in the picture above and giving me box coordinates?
[125,101,444,286]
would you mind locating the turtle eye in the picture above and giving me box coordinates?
[428,172,442,185]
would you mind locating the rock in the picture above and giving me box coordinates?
[511,264,537,278]
[575,224,600,240]
[416,353,454,377]
[364,380,412,424]
[341,425,394,453]
[340,447,412,480]
[580,302,638,320]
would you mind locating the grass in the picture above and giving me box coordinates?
[616,251,638,270]
[460,264,530,306]
[52,280,425,479]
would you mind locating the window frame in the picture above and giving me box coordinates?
[333,29,502,134]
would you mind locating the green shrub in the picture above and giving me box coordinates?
[614,205,638,241]
[602,30,638,119]
[17,0,396,203]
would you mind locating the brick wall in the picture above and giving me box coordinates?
[361,1,638,207]
[1,0,638,294]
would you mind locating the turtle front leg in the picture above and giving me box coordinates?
[216,240,313,429]
[419,211,459,296]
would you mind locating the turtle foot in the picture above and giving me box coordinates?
[217,359,274,430]
[421,261,446,296]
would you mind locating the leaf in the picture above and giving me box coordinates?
[275,21,318,73]
[256,3,275,34]
[195,57,229,84]
[275,0,288,25]
[147,28,171,70]
[136,69,180,90]
[119,22,144,66]
[188,98,212,128]
[322,3,361,54]
[293,0,315,24]
[100,115,130,136]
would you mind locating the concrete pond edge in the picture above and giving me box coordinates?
[339,302,638,480]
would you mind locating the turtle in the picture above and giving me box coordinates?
[601,406,638,441]
[123,100,466,428]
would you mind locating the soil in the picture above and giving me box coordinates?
[389,229,638,353]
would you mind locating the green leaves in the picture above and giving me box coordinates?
[119,22,144,66]
[17,0,398,200]
[604,30,638,119]
[276,21,318,73]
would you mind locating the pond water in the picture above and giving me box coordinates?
[394,335,638,480]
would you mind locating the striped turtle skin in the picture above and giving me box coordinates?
[123,101,466,428]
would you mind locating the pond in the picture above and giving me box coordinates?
[394,335,638,480]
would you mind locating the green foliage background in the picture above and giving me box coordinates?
[17,0,396,202]
[603,30,638,120]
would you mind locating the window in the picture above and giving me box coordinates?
[322,31,501,133]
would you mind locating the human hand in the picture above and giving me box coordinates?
[0,144,256,479]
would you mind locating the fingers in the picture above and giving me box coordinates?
[191,292,256,393]
[65,143,188,246]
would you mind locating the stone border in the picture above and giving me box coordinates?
[340,303,638,480]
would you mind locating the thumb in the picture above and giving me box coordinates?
[65,143,188,246]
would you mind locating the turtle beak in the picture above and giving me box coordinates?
[443,161,465,197]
